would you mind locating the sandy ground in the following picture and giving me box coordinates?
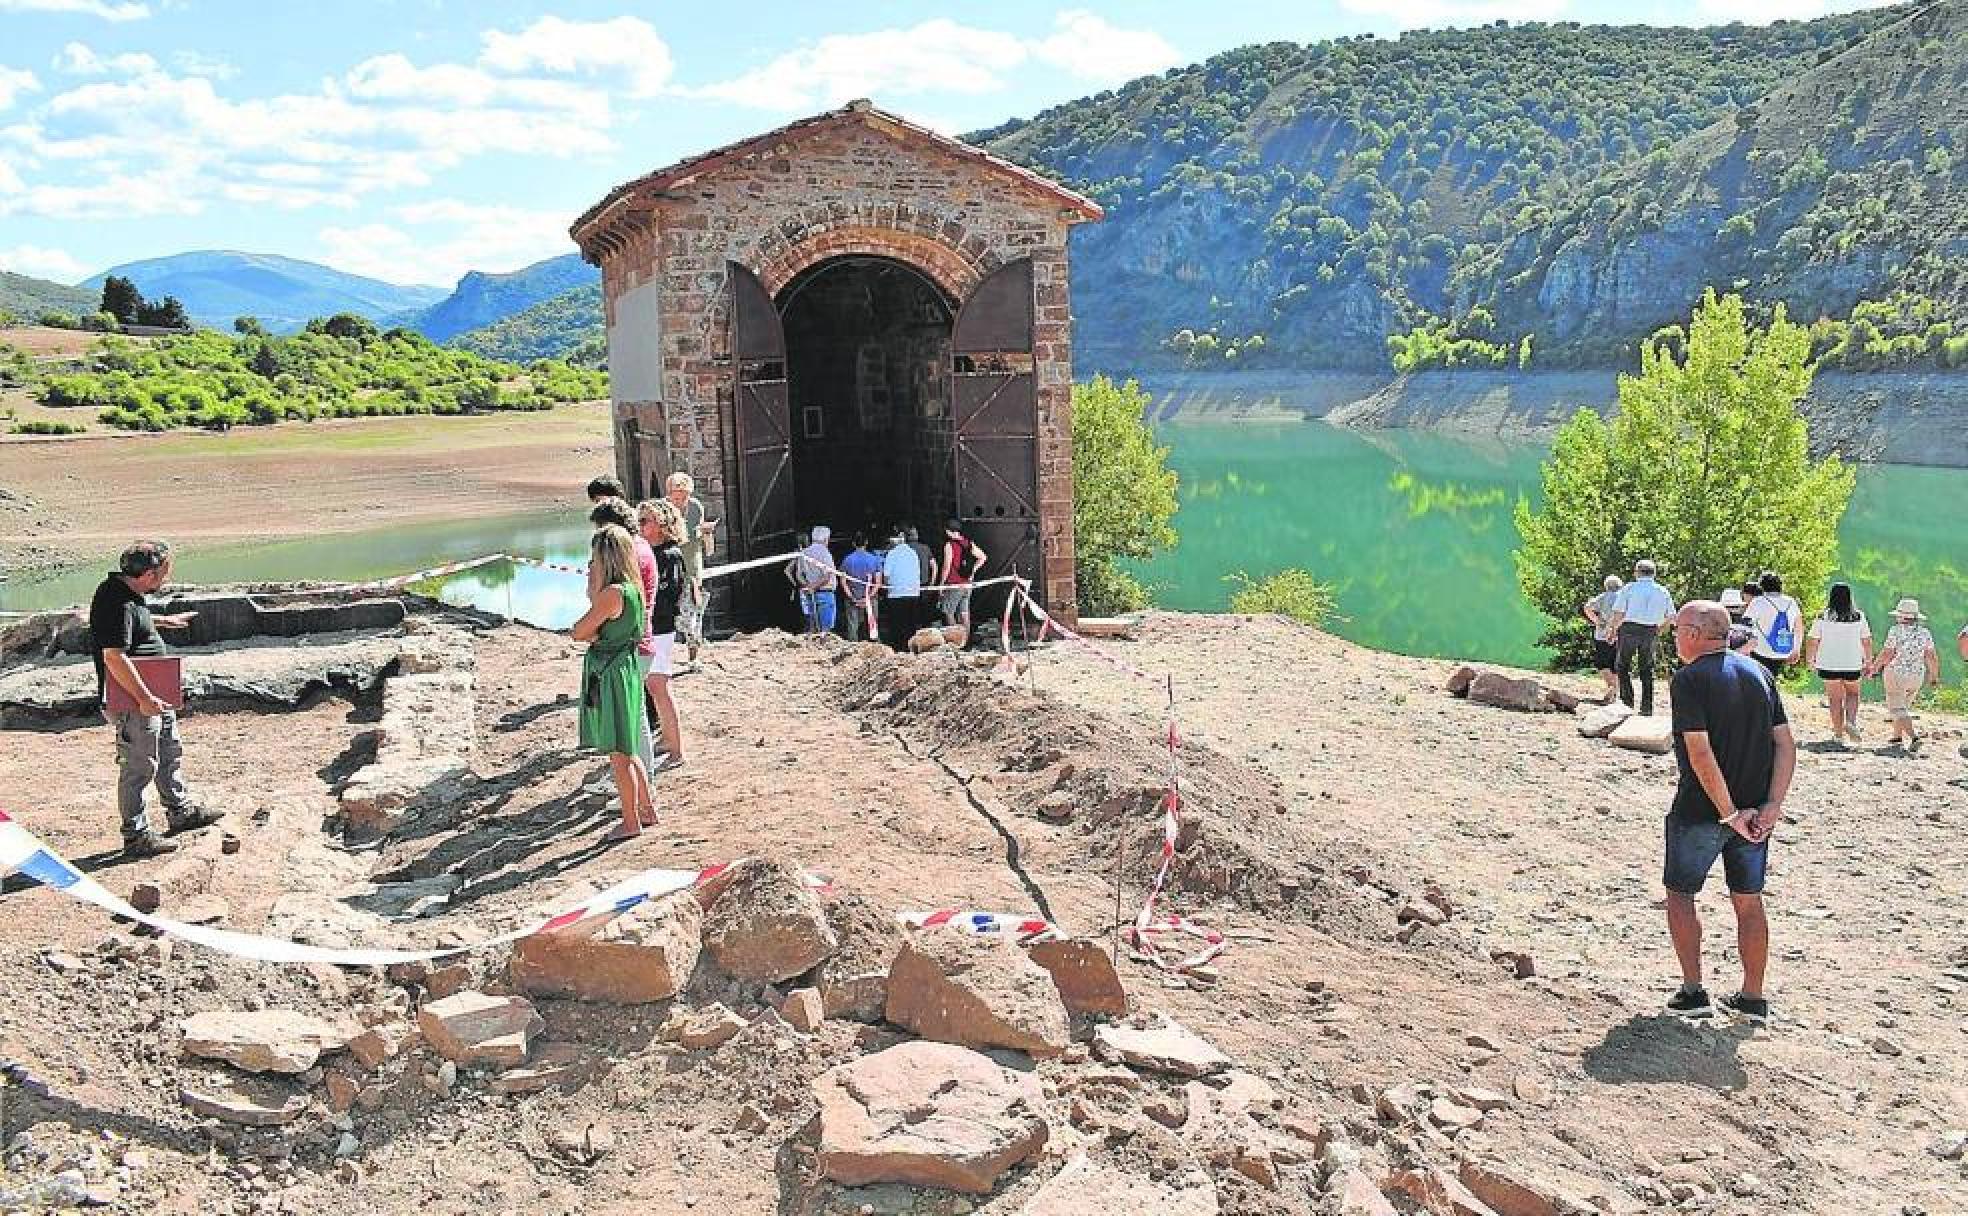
[0,405,612,576]
[0,611,1964,1214]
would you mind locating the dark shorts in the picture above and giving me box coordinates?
[1593,639,1617,670]
[1816,668,1861,682]
[1752,653,1786,676]
[1663,814,1769,896]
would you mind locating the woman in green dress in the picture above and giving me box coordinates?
[571,524,656,842]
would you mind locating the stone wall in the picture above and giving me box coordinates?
[590,116,1083,614]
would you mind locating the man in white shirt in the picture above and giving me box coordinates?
[879,531,923,651]
[1743,570,1802,678]
[1607,558,1677,716]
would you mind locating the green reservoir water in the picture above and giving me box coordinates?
[5,424,1964,685]
[1127,423,1968,686]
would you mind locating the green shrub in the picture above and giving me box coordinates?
[1227,569,1337,626]
[11,419,86,435]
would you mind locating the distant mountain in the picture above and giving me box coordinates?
[411,252,598,343]
[451,283,604,366]
[0,269,95,320]
[83,251,446,333]
[1460,0,1968,364]
[974,7,1906,369]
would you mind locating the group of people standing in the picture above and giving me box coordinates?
[1574,558,1962,1030]
[785,521,986,651]
[1584,563,1953,748]
[574,472,713,843]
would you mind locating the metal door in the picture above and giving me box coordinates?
[951,258,1039,590]
[730,262,794,560]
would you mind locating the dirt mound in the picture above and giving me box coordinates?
[828,642,1388,943]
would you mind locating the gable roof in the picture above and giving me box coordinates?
[570,99,1102,251]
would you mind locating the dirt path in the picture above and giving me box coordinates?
[0,405,611,576]
[1036,612,1968,1214]
[0,615,1964,1213]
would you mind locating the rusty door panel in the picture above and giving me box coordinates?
[952,258,1033,354]
[730,262,795,561]
[951,259,1038,594]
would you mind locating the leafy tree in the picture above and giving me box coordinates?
[137,295,190,329]
[234,315,266,336]
[1071,375,1178,615]
[99,275,142,325]
[1515,291,1854,666]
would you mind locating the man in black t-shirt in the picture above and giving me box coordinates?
[1660,600,1795,1027]
[88,540,221,857]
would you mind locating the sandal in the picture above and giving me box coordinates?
[604,824,643,844]
[638,807,659,828]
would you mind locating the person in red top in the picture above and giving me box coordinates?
[937,519,987,631]
[590,497,658,777]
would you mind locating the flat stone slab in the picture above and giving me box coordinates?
[1576,701,1634,738]
[417,991,542,1067]
[815,1041,1048,1194]
[179,1075,307,1126]
[1609,714,1673,754]
[0,631,406,725]
[885,932,1069,1057]
[179,1010,350,1075]
[1094,1017,1231,1077]
[511,892,702,1004]
[1020,1154,1219,1215]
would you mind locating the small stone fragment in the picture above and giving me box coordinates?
[416,991,542,1067]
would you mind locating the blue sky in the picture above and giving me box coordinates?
[0,0,1891,289]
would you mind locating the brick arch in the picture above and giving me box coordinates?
[753,221,994,307]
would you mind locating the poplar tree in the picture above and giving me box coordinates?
[1072,375,1179,615]
[1515,290,1854,665]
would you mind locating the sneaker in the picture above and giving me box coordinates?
[1666,986,1714,1019]
[1722,992,1770,1026]
[165,805,223,834]
[122,833,180,859]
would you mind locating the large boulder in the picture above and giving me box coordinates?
[699,859,838,982]
[1019,1153,1219,1215]
[179,1010,350,1075]
[1026,938,1128,1017]
[1093,1017,1230,1077]
[1575,701,1634,738]
[510,892,701,1004]
[1609,714,1673,755]
[814,1041,1048,1194]
[1445,665,1478,696]
[417,991,543,1067]
[885,932,1070,1057]
[1468,672,1551,713]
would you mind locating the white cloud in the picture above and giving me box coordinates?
[479,16,674,98]
[317,202,575,285]
[1032,10,1181,84]
[692,14,1179,110]
[0,67,39,111]
[0,27,640,222]
[53,42,157,75]
[0,0,148,20]
[0,241,87,279]
[1336,0,1571,29]
[170,50,235,80]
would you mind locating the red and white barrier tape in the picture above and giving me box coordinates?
[898,908,1062,943]
[1005,581,1226,975]
[0,807,827,967]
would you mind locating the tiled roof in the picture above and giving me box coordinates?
[570,99,1102,248]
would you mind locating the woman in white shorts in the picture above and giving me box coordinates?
[637,498,689,770]
[1866,598,1940,749]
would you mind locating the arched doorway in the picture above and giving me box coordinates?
[778,256,957,547]
[724,254,1039,630]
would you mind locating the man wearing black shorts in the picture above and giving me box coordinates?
[1661,600,1795,1026]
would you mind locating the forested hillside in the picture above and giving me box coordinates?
[412,253,597,343]
[452,283,605,367]
[0,270,94,322]
[975,7,1918,369]
[1459,0,1967,367]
